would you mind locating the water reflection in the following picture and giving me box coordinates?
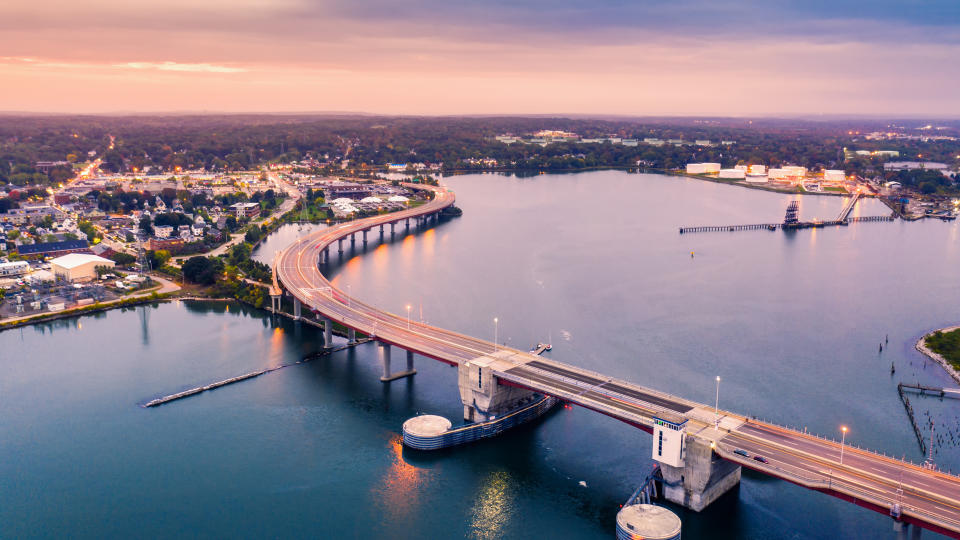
[374,436,432,526]
[469,470,514,540]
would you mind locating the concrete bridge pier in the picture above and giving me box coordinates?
[362,229,368,245]
[378,343,416,382]
[293,297,302,321]
[894,521,923,540]
[390,222,395,235]
[270,293,281,313]
[338,238,344,254]
[348,328,356,344]
[350,233,356,247]
[322,247,329,264]
[658,437,741,512]
[405,218,410,230]
[458,357,537,422]
[322,317,333,348]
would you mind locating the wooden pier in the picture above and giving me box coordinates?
[899,382,960,400]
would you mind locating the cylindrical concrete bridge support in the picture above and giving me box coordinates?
[379,344,417,382]
[390,222,395,235]
[323,317,333,348]
[293,297,301,321]
[379,342,391,380]
[379,224,384,235]
[348,328,356,344]
[350,233,355,246]
[362,229,368,245]
[270,294,281,313]
[338,238,344,253]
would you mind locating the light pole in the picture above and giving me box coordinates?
[406,304,411,329]
[494,317,499,353]
[714,376,721,430]
[840,426,848,464]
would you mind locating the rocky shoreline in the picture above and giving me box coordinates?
[915,325,960,386]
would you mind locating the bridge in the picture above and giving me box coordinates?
[837,191,862,222]
[274,182,960,538]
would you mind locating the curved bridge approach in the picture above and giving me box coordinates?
[274,182,960,538]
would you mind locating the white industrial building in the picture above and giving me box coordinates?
[719,169,746,179]
[686,163,721,174]
[0,260,30,277]
[824,170,846,182]
[745,174,769,183]
[50,253,115,282]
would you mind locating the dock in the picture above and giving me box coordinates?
[143,339,371,407]
[899,382,960,400]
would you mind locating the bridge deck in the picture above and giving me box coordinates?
[274,181,960,537]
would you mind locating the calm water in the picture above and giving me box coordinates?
[3,171,959,539]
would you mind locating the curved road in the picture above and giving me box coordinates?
[275,182,960,538]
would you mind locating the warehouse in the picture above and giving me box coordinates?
[0,260,30,277]
[50,253,115,282]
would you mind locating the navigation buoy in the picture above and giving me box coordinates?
[690,251,695,258]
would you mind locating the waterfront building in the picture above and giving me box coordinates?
[50,253,115,282]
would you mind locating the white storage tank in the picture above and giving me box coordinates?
[747,164,767,176]
[719,169,746,179]
[824,169,846,182]
[616,504,681,540]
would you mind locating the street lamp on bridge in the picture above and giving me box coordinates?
[406,304,412,329]
[714,376,721,431]
[840,425,849,464]
[494,317,499,353]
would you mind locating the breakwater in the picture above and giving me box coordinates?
[143,339,371,407]
[897,382,928,454]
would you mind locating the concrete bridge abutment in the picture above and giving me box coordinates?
[658,437,741,512]
[458,356,537,422]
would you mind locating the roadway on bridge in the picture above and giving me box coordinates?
[274,182,960,537]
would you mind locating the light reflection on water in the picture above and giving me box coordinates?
[469,470,514,540]
[375,436,433,527]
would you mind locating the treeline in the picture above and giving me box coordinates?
[2,115,960,185]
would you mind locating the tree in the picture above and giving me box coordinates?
[244,225,262,243]
[139,215,154,236]
[109,252,137,266]
[182,256,218,285]
[154,249,172,267]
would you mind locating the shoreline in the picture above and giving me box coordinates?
[915,326,960,386]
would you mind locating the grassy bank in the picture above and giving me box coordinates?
[924,328,960,370]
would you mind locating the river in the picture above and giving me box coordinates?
[2,170,958,538]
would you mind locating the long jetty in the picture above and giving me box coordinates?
[679,215,893,234]
[143,339,371,408]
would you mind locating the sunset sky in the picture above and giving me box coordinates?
[2,0,959,115]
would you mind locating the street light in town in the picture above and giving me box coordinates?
[714,376,721,430]
[494,317,499,353]
[406,304,411,329]
[840,426,849,464]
